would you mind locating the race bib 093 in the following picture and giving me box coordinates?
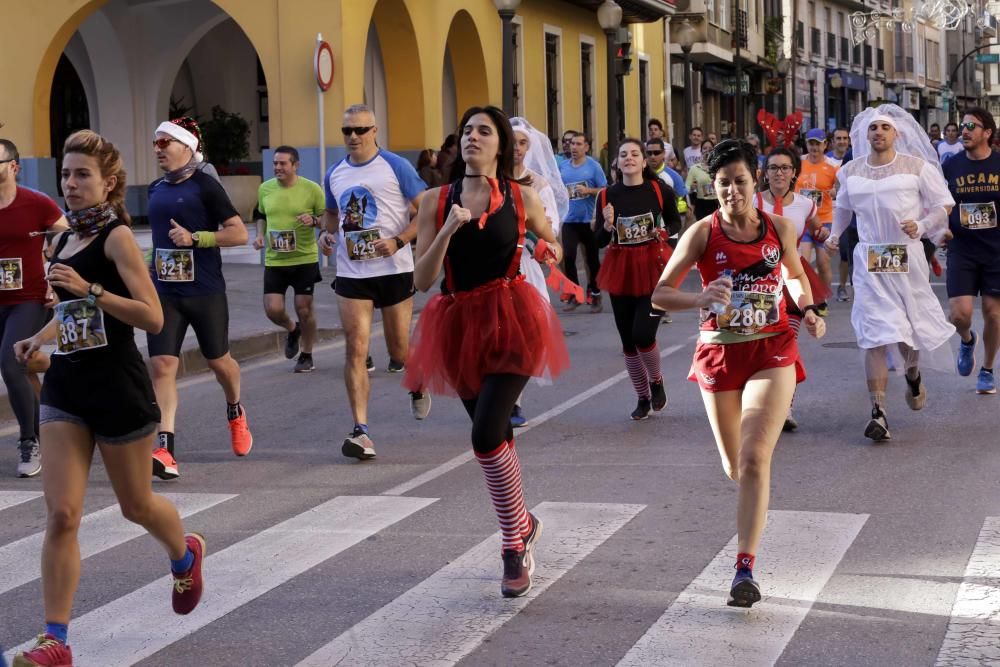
[959,202,998,230]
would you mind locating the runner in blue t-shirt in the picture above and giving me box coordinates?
[942,108,1000,395]
[558,132,607,312]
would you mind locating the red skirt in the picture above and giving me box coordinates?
[596,241,672,297]
[687,329,806,393]
[785,260,832,315]
[403,274,570,400]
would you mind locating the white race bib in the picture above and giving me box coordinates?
[615,213,656,246]
[54,299,108,355]
[959,202,997,230]
[717,291,780,335]
[155,249,195,282]
[865,244,909,274]
[346,229,382,261]
[0,258,23,290]
[269,230,297,252]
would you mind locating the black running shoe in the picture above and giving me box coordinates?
[284,323,301,359]
[365,355,374,373]
[294,353,315,373]
[631,398,652,421]
[864,406,891,442]
[727,567,762,608]
[650,380,667,411]
[387,359,405,373]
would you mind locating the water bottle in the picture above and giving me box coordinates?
[708,269,733,315]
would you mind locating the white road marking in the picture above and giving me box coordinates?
[936,516,1000,666]
[617,510,868,667]
[0,491,42,512]
[0,493,235,596]
[296,501,645,667]
[381,340,692,496]
[7,495,436,666]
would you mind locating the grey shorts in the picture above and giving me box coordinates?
[39,404,158,445]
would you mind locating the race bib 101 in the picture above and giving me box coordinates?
[154,248,195,282]
[269,230,297,252]
[54,298,108,355]
[716,291,780,335]
[616,213,655,246]
[959,202,998,230]
[866,244,909,273]
[0,258,23,290]
[346,229,382,261]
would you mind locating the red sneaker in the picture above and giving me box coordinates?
[931,255,943,277]
[228,407,253,456]
[172,532,206,615]
[152,447,179,480]
[13,634,72,667]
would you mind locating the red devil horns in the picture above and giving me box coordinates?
[756,109,804,147]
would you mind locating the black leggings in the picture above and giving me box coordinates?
[461,373,530,453]
[610,294,660,354]
[0,302,47,441]
[561,223,601,293]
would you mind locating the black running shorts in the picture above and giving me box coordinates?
[147,292,230,359]
[333,272,415,309]
[947,250,1000,299]
[264,263,322,296]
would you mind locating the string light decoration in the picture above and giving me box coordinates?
[849,0,988,45]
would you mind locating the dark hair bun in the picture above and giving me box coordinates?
[706,139,758,181]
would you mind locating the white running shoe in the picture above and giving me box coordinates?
[17,439,41,478]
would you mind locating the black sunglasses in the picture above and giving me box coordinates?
[645,150,664,156]
[960,121,984,132]
[0,159,16,165]
[341,126,374,137]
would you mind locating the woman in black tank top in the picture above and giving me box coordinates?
[12,131,206,666]
[404,106,568,599]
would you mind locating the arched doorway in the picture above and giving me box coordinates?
[48,54,90,169]
[442,11,489,133]
[364,0,425,151]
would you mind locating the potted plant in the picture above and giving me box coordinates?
[200,105,258,220]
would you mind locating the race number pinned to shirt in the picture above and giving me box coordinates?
[346,229,382,261]
[0,258,23,290]
[616,213,656,245]
[154,249,195,282]
[959,202,998,230]
[866,244,909,273]
[268,230,297,253]
[800,189,824,208]
[566,182,586,200]
[698,182,716,199]
[717,291,779,335]
[54,298,108,355]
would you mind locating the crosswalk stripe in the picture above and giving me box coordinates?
[0,493,235,597]
[295,501,645,667]
[936,516,1000,666]
[617,510,868,667]
[8,495,436,666]
[0,491,43,512]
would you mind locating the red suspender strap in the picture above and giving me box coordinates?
[508,181,526,280]
[600,187,607,211]
[755,192,763,211]
[650,180,664,213]
[436,185,456,293]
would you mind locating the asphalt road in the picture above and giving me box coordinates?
[1,282,998,666]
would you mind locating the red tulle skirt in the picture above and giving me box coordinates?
[403,274,570,400]
[596,241,672,297]
[785,260,832,315]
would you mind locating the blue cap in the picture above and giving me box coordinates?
[805,128,827,142]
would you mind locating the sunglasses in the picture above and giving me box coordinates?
[342,126,374,137]
[960,121,984,132]
[0,159,14,166]
[153,138,180,150]
[645,150,664,156]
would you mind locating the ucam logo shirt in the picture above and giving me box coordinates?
[324,149,426,279]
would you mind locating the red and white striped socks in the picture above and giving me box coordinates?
[638,343,662,385]
[476,440,531,552]
[624,352,649,399]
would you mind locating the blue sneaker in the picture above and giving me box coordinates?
[977,368,997,395]
[958,331,977,377]
[510,405,527,428]
[727,567,761,608]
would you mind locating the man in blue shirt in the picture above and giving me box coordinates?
[559,132,607,312]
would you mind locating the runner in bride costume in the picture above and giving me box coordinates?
[509,117,568,427]
[826,104,955,442]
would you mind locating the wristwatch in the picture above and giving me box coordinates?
[86,282,104,306]
[393,236,405,250]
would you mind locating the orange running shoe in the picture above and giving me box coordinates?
[13,634,72,666]
[152,447,179,480]
[228,406,253,456]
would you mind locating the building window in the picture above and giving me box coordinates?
[639,57,650,132]
[544,32,561,143]
[797,21,805,50]
[581,41,595,147]
[841,37,849,62]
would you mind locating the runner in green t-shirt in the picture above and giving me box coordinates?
[253,146,325,372]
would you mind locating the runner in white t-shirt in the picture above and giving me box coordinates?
[319,104,430,460]
[937,123,964,163]
[683,127,704,170]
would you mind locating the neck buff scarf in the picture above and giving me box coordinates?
[163,157,199,184]
[67,201,117,237]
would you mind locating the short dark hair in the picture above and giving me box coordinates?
[273,145,300,163]
[945,122,959,132]
[962,107,997,141]
[647,118,663,130]
[0,139,19,163]
[645,137,665,149]
[930,123,940,130]
[833,127,850,136]
[705,139,759,182]
[691,126,703,134]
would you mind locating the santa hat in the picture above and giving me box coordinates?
[155,117,205,162]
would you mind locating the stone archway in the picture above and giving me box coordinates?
[442,10,490,133]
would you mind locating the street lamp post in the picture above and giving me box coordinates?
[677,19,697,148]
[809,66,818,131]
[494,0,522,117]
[775,53,791,118]
[598,1,623,162]
[830,72,843,128]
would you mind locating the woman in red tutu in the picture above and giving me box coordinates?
[755,147,832,431]
[404,105,568,598]
[594,138,680,420]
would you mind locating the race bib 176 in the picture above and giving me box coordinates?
[866,244,909,273]
[269,230,297,252]
[0,258,23,290]
[959,202,998,230]
[54,298,108,355]
[154,249,195,282]
[346,229,382,261]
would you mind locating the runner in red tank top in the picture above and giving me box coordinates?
[652,140,826,608]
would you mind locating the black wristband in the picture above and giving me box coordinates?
[802,304,821,316]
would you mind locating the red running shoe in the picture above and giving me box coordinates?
[172,532,206,615]
[228,407,253,457]
[12,634,72,667]
[931,255,943,277]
